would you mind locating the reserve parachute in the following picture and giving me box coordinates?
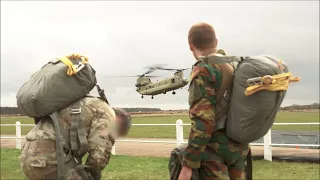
[198,54,300,144]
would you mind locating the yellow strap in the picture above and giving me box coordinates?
[58,54,89,76]
[58,57,77,76]
[67,54,89,65]
[245,72,300,96]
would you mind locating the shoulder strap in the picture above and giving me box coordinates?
[49,112,66,180]
[246,149,253,180]
[198,55,243,65]
[96,84,109,105]
[69,101,89,163]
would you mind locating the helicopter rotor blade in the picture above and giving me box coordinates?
[104,75,140,78]
[180,68,192,71]
[156,67,177,71]
[104,75,163,78]
[143,69,156,75]
[144,75,163,77]
[144,64,168,69]
[142,64,167,75]
[155,67,192,71]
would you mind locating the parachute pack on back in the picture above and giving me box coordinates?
[199,54,300,144]
[16,54,109,118]
[16,54,109,180]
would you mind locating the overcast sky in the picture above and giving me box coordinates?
[1,1,319,110]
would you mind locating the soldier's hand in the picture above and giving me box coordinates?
[178,165,192,180]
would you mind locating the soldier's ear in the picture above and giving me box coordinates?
[189,43,195,51]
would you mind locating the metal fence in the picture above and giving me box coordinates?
[1,120,319,162]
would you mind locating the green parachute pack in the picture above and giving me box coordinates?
[16,54,108,180]
[16,54,109,117]
[198,54,300,144]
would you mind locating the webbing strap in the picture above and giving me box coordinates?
[70,105,80,155]
[74,164,100,180]
[246,149,253,180]
[58,54,89,76]
[198,55,242,65]
[58,57,78,76]
[96,84,109,105]
[245,72,300,96]
[70,101,88,162]
[49,112,66,180]
[77,117,89,158]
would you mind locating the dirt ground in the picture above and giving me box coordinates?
[1,137,319,160]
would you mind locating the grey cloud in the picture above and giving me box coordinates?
[1,1,319,109]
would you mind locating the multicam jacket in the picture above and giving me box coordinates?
[22,96,117,178]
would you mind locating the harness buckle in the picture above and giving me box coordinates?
[247,77,263,86]
[71,108,81,114]
[73,62,85,73]
[74,157,79,164]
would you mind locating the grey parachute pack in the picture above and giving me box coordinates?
[168,52,299,180]
[16,54,109,180]
[198,53,300,144]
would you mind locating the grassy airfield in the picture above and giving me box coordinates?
[1,148,319,180]
[1,111,319,138]
[1,112,319,179]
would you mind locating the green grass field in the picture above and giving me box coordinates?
[1,148,319,180]
[1,112,319,138]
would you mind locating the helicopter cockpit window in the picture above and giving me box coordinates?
[171,78,175,83]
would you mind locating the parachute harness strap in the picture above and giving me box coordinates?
[58,54,89,76]
[245,60,300,96]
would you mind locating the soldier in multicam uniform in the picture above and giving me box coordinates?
[20,96,132,180]
[178,22,250,180]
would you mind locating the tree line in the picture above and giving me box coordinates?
[1,103,319,115]
[0,106,162,115]
[279,103,320,111]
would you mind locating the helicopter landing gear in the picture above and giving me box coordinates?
[151,95,154,99]
[163,91,166,94]
[172,91,176,95]
[141,95,144,99]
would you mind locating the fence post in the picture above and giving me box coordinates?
[176,119,184,147]
[263,129,272,161]
[111,144,116,155]
[16,121,22,149]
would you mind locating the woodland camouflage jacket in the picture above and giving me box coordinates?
[182,56,223,169]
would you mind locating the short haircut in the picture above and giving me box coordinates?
[188,22,217,51]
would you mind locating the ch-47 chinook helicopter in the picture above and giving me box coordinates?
[109,65,191,99]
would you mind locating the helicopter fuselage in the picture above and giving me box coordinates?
[136,75,189,96]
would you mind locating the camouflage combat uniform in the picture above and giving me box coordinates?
[20,96,117,180]
[182,51,250,180]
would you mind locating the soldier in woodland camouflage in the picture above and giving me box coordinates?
[177,22,250,180]
[20,96,132,180]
